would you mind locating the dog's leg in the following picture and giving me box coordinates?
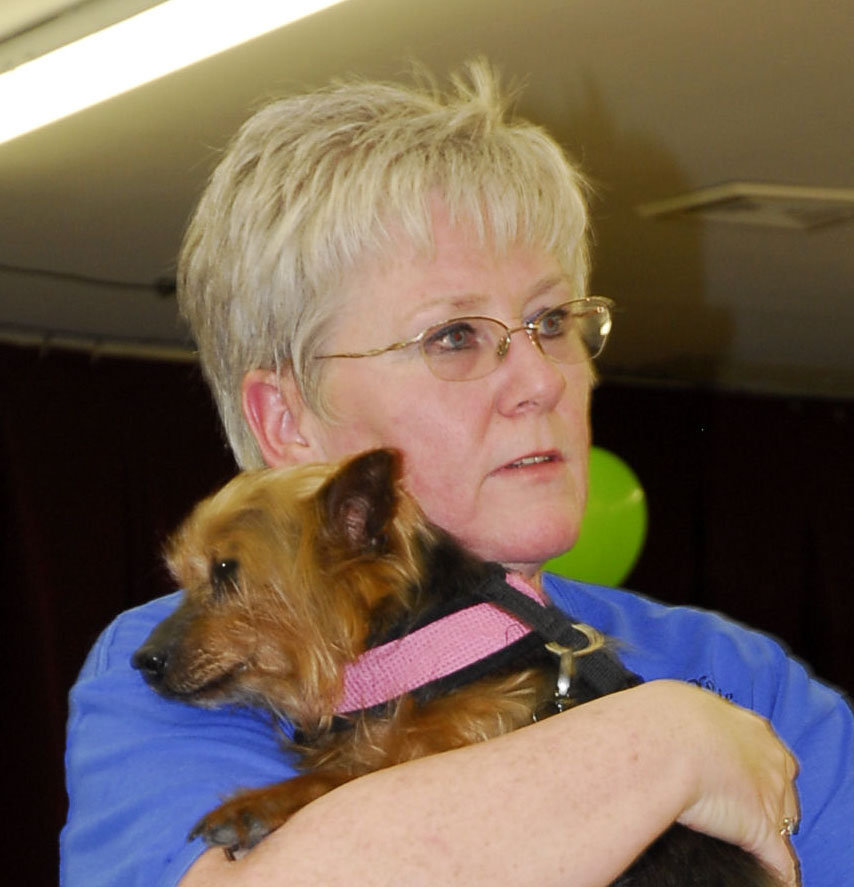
[189,770,354,856]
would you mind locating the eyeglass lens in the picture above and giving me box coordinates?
[420,301,610,381]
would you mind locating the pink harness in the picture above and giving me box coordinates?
[336,573,546,714]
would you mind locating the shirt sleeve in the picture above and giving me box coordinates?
[685,606,854,887]
[545,574,854,887]
[739,631,854,887]
[60,595,300,887]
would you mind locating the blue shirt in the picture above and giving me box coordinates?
[61,575,854,886]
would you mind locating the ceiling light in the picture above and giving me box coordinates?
[0,0,348,146]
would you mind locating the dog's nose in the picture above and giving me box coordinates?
[131,645,168,685]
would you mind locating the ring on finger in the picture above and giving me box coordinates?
[780,816,798,837]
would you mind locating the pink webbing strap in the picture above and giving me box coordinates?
[335,573,545,714]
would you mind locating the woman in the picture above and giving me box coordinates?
[61,63,852,886]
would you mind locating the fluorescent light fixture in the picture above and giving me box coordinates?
[0,0,348,145]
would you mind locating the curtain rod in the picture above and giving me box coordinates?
[0,322,196,363]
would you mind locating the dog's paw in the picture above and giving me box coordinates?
[188,794,282,857]
[188,772,354,858]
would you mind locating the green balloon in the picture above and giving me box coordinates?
[544,446,647,587]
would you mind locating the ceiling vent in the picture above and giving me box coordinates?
[637,182,854,230]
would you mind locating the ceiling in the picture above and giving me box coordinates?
[1,0,852,398]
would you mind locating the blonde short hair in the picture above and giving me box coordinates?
[178,60,591,469]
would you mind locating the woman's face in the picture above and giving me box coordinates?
[299,209,593,576]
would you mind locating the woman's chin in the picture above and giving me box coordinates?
[468,519,581,573]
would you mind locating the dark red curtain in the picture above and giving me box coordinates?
[2,343,851,887]
[592,382,854,693]
[1,344,236,887]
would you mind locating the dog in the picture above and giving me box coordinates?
[133,448,779,886]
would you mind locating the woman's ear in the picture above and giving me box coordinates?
[241,369,321,467]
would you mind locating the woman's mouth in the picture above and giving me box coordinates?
[508,454,555,468]
[501,451,562,471]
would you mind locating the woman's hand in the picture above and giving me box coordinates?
[638,680,801,886]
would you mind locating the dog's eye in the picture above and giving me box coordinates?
[210,558,240,595]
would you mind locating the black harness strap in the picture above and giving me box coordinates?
[471,565,640,701]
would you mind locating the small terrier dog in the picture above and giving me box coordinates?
[133,448,779,886]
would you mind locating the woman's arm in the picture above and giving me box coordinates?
[181,681,800,887]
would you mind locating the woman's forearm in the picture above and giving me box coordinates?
[181,681,799,887]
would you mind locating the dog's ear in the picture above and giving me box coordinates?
[321,449,401,553]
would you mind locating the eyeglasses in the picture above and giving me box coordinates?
[315,296,614,382]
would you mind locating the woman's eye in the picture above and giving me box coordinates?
[537,307,569,338]
[423,321,479,354]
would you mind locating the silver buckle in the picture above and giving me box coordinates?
[533,624,605,720]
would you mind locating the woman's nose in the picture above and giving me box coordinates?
[494,326,567,414]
